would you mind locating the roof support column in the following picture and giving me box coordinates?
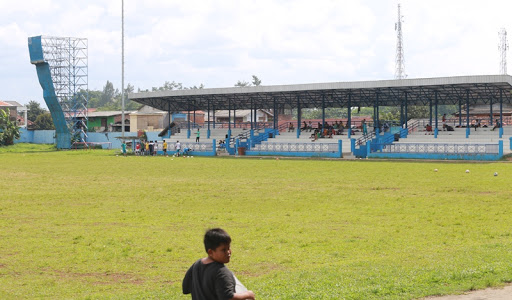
[193,106,196,128]
[347,93,352,138]
[375,92,380,135]
[500,89,503,138]
[297,95,301,139]
[273,98,277,131]
[322,94,325,131]
[489,98,493,126]
[187,105,191,139]
[207,99,211,139]
[404,92,408,129]
[228,99,231,137]
[250,98,254,131]
[167,102,171,138]
[466,90,470,138]
[233,106,236,129]
[458,98,462,127]
[434,91,438,138]
[429,98,432,128]
[213,106,216,129]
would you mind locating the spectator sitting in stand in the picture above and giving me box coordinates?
[288,123,294,132]
[492,119,501,131]
[425,124,433,135]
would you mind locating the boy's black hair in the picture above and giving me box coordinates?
[204,228,231,253]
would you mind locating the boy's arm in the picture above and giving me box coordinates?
[230,291,255,300]
[182,265,193,294]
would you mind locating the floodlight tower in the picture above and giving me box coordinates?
[29,36,89,147]
[499,28,508,74]
[395,3,406,79]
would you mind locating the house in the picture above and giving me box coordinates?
[87,111,133,132]
[130,105,170,132]
[453,104,512,125]
[0,100,19,123]
[211,109,273,123]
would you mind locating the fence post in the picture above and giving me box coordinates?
[213,139,216,156]
[499,140,503,157]
[351,138,356,153]
[207,129,210,139]
[338,140,342,158]
[366,142,371,157]
[510,137,512,150]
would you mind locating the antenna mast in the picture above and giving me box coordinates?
[395,3,406,79]
[499,28,508,75]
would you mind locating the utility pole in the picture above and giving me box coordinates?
[121,0,125,138]
[499,28,508,75]
[395,3,406,79]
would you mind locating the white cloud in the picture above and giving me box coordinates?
[1,0,512,108]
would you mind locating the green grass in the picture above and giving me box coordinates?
[1,147,512,299]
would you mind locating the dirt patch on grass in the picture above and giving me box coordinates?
[423,284,512,300]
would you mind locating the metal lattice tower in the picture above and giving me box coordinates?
[498,28,508,75]
[395,3,406,79]
[40,36,88,142]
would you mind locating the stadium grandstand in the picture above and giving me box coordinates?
[129,75,512,160]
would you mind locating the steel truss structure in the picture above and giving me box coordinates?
[40,36,88,142]
[130,75,512,112]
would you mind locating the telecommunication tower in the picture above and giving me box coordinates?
[498,28,508,75]
[395,3,406,79]
[39,36,88,143]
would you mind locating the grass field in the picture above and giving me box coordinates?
[1,144,512,299]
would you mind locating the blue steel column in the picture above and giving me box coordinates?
[458,99,462,127]
[500,89,503,138]
[347,94,352,138]
[375,93,380,135]
[273,98,277,130]
[167,103,171,138]
[297,95,301,139]
[227,100,231,135]
[434,91,438,138]
[233,107,236,129]
[250,98,254,141]
[193,107,196,128]
[187,106,191,138]
[466,90,470,138]
[207,99,211,139]
[404,92,408,129]
[429,99,432,127]
[322,94,325,131]
[213,107,216,129]
[490,98,493,126]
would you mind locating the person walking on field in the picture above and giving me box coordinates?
[175,140,181,156]
[163,140,168,156]
[196,129,200,142]
[183,228,255,300]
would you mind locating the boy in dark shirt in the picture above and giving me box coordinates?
[183,228,255,300]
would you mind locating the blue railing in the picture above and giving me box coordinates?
[246,140,343,158]
[368,141,503,161]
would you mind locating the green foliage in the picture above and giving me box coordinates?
[0,109,21,145]
[1,154,511,299]
[235,75,262,87]
[26,100,46,122]
[33,112,55,130]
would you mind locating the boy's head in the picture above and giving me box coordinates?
[204,228,232,263]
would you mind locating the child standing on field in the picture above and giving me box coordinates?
[183,228,255,300]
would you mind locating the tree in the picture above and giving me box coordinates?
[0,109,20,146]
[27,100,46,122]
[100,81,116,107]
[33,112,55,130]
[235,75,262,87]
[251,75,262,86]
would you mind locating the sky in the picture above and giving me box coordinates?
[1,0,512,108]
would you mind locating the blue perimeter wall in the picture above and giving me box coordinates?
[15,129,163,149]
